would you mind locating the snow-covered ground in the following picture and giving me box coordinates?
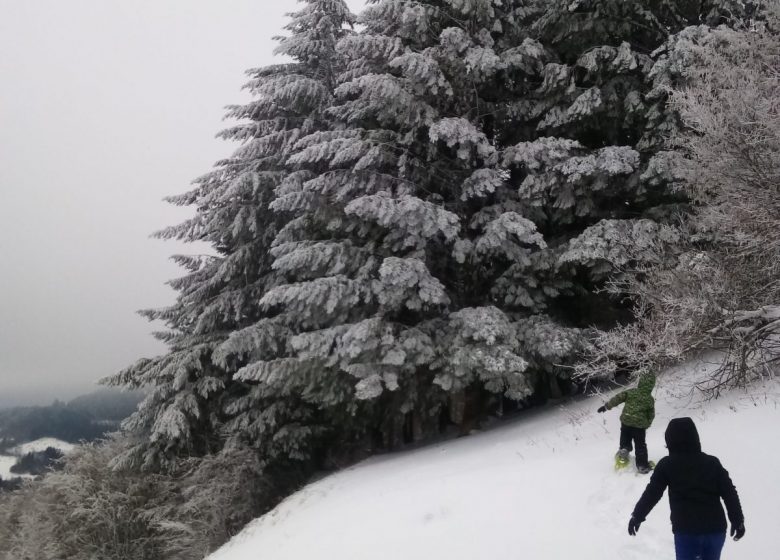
[10,437,75,456]
[0,438,74,480]
[0,455,21,481]
[209,356,779,560]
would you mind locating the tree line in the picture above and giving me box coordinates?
[0,389,141,451]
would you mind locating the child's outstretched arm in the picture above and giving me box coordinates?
[604,391,628,410]
[597,391,627,413]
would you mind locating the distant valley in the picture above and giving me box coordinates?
[0,388,141,486]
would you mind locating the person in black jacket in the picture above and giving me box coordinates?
[628,417,745,560]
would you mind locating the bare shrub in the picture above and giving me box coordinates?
[0,438,283,560]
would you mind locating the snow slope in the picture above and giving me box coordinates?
[10,437,75,455]
[209,357,778,560]
[0,439,73,480]
[0,455,21,481]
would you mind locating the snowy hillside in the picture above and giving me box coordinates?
[0,456,23,481]
[0,439,74,480]
[209,357,778,560]
[10,437,75,455]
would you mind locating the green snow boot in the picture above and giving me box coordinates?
[614,448,630,470]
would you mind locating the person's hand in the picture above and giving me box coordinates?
[628,517,641,536]
[597,406,607,413]
[730,523,745,541]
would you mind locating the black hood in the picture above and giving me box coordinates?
[665,417,702,453]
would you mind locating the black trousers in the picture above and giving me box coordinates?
[620,424,649,468]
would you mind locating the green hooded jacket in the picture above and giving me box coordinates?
[605,373,656,429]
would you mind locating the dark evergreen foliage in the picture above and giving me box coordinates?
[10,447,64,476]
[109,0,758,472]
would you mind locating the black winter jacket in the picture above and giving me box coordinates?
[632,417,744,535]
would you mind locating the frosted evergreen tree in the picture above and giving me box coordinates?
[488,0,759,368]
[109,0,760,465]
[105,0,355,469]
[248,0,760,444]
[247,0,565,445]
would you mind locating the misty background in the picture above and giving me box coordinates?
[0,0,365,406]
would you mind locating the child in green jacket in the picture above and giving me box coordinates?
[598,372,656,473]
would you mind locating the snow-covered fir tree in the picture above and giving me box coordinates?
[250,0,758,445]
[110,0,760,464]
[241,0,549,445]
[105,0,356,468]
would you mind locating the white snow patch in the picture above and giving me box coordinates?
[11,438,75,456]
[0,455,19,481]
[209,356,779,560]
[0,455,33,481]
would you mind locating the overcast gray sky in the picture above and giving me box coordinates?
[0,0,364,406]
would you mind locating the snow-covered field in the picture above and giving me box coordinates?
[10,437,75,455]
[210,356,778,560]
[0,438,74,480]
[0,455,20,481]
